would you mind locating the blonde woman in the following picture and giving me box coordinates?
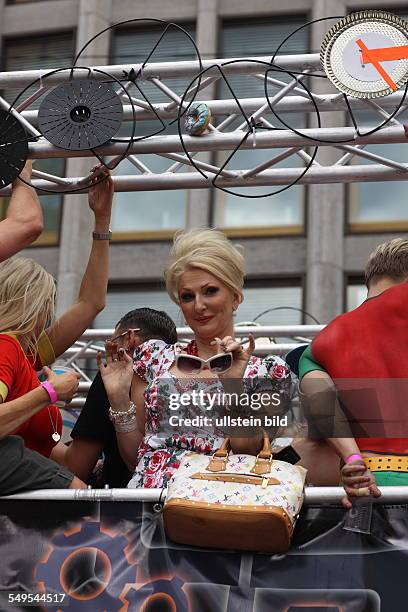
[99,228,293,488]
[0,168,113,494]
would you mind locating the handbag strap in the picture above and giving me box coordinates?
[206,438,231,472]
[206,433,273,473]
[250,433,273,475]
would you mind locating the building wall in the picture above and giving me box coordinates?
[2,0,408,325]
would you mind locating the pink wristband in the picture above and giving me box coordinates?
[41,381,58,404]
[345,453,363,464]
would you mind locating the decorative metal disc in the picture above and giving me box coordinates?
[0,110,28,189]
[321,11,408,99]
[38,79,123,150]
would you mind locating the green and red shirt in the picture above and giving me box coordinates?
[299,281,408,454]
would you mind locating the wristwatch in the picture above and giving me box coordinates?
[92,230,112,240]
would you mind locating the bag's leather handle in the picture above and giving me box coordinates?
[258,433,272,459]
[250,433,273,475]
[206,433,272,473]
[206,438,230,472]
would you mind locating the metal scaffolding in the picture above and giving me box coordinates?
[61,324,320,407]
[1,53,408,195]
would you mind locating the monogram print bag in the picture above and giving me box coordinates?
[163,435,307,553]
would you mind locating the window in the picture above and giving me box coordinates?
[95,281,303,330]
[110,24,196,239]
[94,284,183,329]
[235,283,303,325]
[213,17,308,235]
[346,281,367,311]
[2,32,74,245]
[347,109,408,232]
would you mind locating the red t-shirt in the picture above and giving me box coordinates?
[311,281,408,454]
[0,333,61,457]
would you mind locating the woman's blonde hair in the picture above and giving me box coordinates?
[0,257,56,356]
[164,228,245,303]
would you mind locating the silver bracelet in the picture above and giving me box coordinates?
[109,401,136,424]
[113,417,138,433]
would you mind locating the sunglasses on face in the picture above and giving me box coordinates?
[109,328,141,343]
[175,352,233,375]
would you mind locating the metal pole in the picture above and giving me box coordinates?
[2,486,407,504]
[3,163,408,195]
[19,125,408,158]
[20,92,408,125]
[0,54,322,88]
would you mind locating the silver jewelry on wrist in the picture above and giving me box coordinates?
[113,418,138,433]
[93,230,112,240]
[109,401,136,424]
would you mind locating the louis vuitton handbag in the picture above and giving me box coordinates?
[163,435,307,553]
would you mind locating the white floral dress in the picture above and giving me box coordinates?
[127,339,292,488]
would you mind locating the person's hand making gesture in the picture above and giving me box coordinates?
[211,334,255,379]
[97,341,134,409]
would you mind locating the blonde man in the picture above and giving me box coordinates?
[299,238,408,506]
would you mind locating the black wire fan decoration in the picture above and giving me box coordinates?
[0,18,203,194]
[38,79,124,151]
[0,110,28,189]
[1,14,406,196]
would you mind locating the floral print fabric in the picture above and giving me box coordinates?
[127,339,292,488]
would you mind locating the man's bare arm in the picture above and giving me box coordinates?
[0,161,43,261]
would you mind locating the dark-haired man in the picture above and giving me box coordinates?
[64,308,177,487]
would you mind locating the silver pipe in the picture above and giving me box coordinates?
[18,125,407,159]
[78,326,323,340]
[0,55,322,88]
[2,486,408,503]
[19,91,408,125]
[4,162,408,196]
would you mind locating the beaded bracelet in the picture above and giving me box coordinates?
[108,401,136,424]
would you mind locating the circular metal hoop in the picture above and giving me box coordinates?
[321,10,408,99]
[38,79,124,150]
[177,60,320,199]
[0,110,28,189]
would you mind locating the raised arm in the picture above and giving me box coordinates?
[0,161,43,261]
[97,343,145,471]
[46,168,113,358]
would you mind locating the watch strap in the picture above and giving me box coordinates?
[93,230,112,240]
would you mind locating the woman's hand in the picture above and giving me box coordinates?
[97,341,133,410]
[43,366,80,402]
[212,334,255,379]
[340,460,381,509]
[88,165,114,225]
